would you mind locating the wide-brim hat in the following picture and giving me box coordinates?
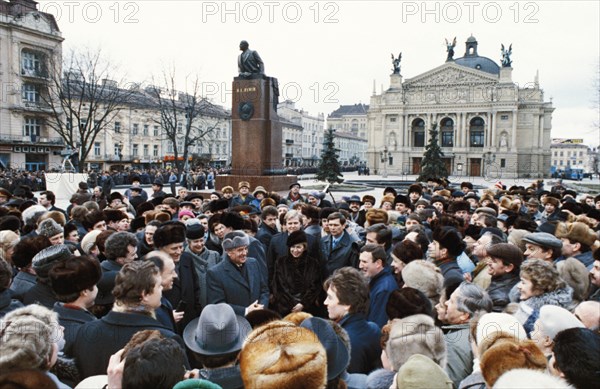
[346,195,362,205]
[300,317,350,381]
[289,182,301,189]
[252,186,267,197]
[183,303,251,355]
[152,180,164,187]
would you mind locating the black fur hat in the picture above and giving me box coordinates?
[153,221,186,248]
[221,212,245,230]
[286,230,308,247]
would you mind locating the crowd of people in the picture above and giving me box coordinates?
[0,175,599,389]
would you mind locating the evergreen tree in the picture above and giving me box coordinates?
[316,128,344,184]
[417,123,448,181]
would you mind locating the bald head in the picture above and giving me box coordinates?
[574,301,600,331]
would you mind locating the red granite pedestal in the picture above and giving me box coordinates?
[216,75,297,192]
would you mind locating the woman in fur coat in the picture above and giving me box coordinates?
[512,258,573,335]
[271,230,324,316]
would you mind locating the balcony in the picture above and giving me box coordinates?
[103,154,133,162]
[21,68,49,80]
[0,134,64,145]
[11,101,53,114]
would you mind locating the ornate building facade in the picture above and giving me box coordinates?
[0,0,63,171]
[367,36,554,178]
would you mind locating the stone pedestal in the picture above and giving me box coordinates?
[218,75,296,192]
[499,67,513,83]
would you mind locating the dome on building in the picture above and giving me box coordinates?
[454,35,500,75]
[454,55,500,74]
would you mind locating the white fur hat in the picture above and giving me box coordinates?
[537,305,584,340]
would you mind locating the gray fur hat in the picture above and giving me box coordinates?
[32,244,72,279]
[222,231,249,251]
[38,218,63,238]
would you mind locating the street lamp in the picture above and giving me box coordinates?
[380,146,391,178]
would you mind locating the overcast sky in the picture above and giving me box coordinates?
[37,0,599,145]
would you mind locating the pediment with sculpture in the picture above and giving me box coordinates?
[404,63,497,88]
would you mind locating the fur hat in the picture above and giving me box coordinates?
[238,181,250,190]
[221,211,245,230]
[253,186,267,197]
[432,226,466,257]
[130,216,146,232]
[286,230,307,247]
[301,205,320,221]
[408,184,422,195]
[386,314,447,370]
[395,354,453,389]
[435,189,452,199]
[208,198,230,213]
[492,368,571,389]
[240,320,327,389]
[557,222,597,247]
[447,200,470,213]
[185,223,205,240]
[49,255,102,297]
[81,229,102,255]
[556,257,590,303]
[362,195,376,205]
[300,317,350,381]
[103,209,128,223]
[366,208,389,226]
[542,196,560,207]
[136,201,155,216]
[386,288,433,321]
[506,229,529,253]
[401,260,443,303]
[222,231,249,251]
[537,305,584,341]
[394,194,411,207]
[32,244,72,279]
[0,305,58,371]
[476,313,528,354]
[245,309,282,329]
[260,198,277,209]
[21,204,46,226]
[480,339,547,387]
[486,243,523,271]
[221,186,234,194]
[282,311,313,326]
[153,221,186,248]
[0,215,21,233]
[380,194,395,207]
[183,303,251,355]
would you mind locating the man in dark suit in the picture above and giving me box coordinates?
[321,212,360,275]
[39,190,67,219]
[207,231,269,316]
[238,40,264,76]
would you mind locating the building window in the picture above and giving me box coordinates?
[559,160,563,166]
[132,144,139,156]
[154,125,159,136]
[115,122,121,133]
[553,151,557,156]
[579,151,583,156]
[143,124,149,136]
[177,122,183,134]
[132,124,139,135]
[553,160,557,165]
[94,142,101,156]
[114,145,120,156]
[500,159,506,168]
[469,117,484,147]
[153,145,159,157]
[560,151,563,157]
[143,144,149,156]
[412,118,425,147]
[22,50,44,76]
[501,114,509,120]
[23,117,41,136]
[22,83,39,102]
[440,117,454,147]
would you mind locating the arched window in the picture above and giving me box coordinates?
[469,117,484,147]
[440,117,454,147]
[351,119,359,133]
[412,118,425,147]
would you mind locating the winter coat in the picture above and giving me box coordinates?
[22,281,57,309]
[321,231,360,276]
[73,310,186,379]
[367,266,398,328]
[267,232,323,280]
[163,254,202,332]
[339,313,382,374]
[270,252,323,316]
[53,302,97,357]
[182,247,222,308]
[256,223,278,249]
[556,250,594,270]
[0,289,23,318]
[512,286,574,335]
[487,272,519,312]
[9,271,36,300]
[366,368,395,389]
[442,323,473,388]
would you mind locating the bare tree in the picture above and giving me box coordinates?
[43,48,135,172]
[147,68,226,173]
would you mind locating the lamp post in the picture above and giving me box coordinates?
[380,146,390,178]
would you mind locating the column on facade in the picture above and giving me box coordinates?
[511,110,518,150]
[462,113,468,148]
[538,114,544,148]
[399,115,405,147]
[490,112,496,150]
[404,115,410,147]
